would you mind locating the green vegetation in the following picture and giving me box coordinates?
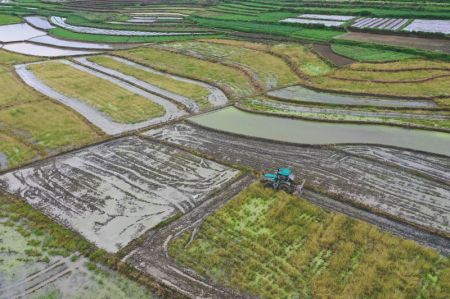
[271,43,333,76]
[29,61,165,124]
[170,183,450,299]
[49,27,224,43]
[349,59,450,71]
[0,14,21,25]
[312,75,450,98]
[0,101,100,149]
[331,44,417,62]
[88,55,211,109]
[241,99,450,130]
[330,68,450,82]
[0,194,154,299]
[0,49,41,66]
[160,40,299,89]
[0,70,44,107]
[190,17,343,42]
[116,46,255,98]
[0,133,37,168]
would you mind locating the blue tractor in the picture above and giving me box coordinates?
[262,167,298,194]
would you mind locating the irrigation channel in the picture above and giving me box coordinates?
[190,107,450,157]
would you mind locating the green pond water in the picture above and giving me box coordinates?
[189,107,450,156]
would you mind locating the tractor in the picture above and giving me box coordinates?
[262,167,304,194]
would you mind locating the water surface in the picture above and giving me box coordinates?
[190,107,450,156]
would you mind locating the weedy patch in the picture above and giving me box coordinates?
[169,183,450,299]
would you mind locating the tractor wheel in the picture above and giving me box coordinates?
[263,181,275,189]
[279,184,293,194]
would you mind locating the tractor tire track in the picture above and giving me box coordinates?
[124,174,256,298]
[144,123,450,242]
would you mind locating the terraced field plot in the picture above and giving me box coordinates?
[241,98,450,130]
[82,55,227,110]
[0,137,239,252]
[0,195,155,299]
[116,46,255,98]
[146,123,450,237]
[0,51,101,171]
[267,85,436,108]
[20,60,185,134]
[169,184,450,298]
[159,40,299,89]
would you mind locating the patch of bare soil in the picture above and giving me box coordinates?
[0,136,238,253]
[312,43,354,66]
[338,32,450,54]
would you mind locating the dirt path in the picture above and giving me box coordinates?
[312,44,354,66]
[123,174,256,298]
[16,62,186,135]
[145,123,450,240]
[337,32,450,54]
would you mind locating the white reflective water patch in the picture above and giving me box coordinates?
[403,19,450,34]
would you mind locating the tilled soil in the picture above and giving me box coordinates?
[312,44,354,66]
[144,123,450,238]
[338,32,450,54]
[0,136,238,252]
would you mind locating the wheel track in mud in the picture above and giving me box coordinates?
[0,255,83,299]
[123,174,257,299]
[144,123,450,247]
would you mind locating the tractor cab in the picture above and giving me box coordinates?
[262,167,297,193]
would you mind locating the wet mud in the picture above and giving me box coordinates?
[0,137,238,253]
[145,123,450,238]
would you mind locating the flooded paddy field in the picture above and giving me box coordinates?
[0,137,238,253]
[0,203,154,299]
[3,42,96,57]
[145,123,450,237]
[190,107,450,156]
[0,23,46,42]
[268,85,437,108]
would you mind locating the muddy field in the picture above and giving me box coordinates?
[145,123,450,237]
[0,137,238,252]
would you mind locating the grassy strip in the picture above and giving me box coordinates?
[160,40,299,89]
[88,55,211,109]
[49,27,225,43]
[115,46,255,98]
[0,101,101,150]
[271,43,333,76]
[169,183,450,298]
[329,68,450,82]
[29,61,165,124]
[311,75,450,98]
[0,49,41,66]
[190,16,343,42]
[0,14,21,25]
[0,133,37,168]
[0,70,44,107]
[349,59,450,71]
[332,39,450,63]
[241,99,450,130]
[331,44,417,62]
